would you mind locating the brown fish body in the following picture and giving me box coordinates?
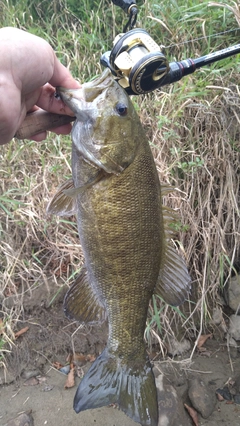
[48,70,191,426]
[74,129,163,360]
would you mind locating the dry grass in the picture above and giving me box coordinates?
[0,0,240,367]
[143,78,240,352]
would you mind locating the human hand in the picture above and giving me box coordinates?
[0,27,81,145]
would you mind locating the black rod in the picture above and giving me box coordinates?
[158,44,240,87]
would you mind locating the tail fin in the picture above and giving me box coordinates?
[74,347,158,426]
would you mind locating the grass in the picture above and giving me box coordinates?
[0,0,240,367]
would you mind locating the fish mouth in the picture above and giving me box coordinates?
[56,69,113,120]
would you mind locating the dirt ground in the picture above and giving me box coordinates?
[1,282,240,426]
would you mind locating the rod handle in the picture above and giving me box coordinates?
[15,110,75,140]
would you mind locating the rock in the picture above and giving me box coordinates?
[156,374,192,426]
[4,412,34,426]
[227,275,240,313]
[188,377,216,418]
[233,394,240,404]
[216,386,233,401]
[228,314,240,341]
[211,307,224,325]
[173,378,189,401]
[23,376,39,386]
[233,375,240,392]
[166,337,191,357]
[0,366,16,385]
[217,376,240,405]
[21,369,40,380]
[59,365,70,375]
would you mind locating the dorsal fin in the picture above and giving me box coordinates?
[155,200,191,306]
[154,242,191,306]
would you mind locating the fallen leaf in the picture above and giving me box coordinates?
[184,403,199,426]
[216,392,225,401]
[71,352,96,364]
[24,377,39,386]
[64,366,75,389]
[53,361,63,370]
[72,353,87,363]
[86,354,96,363]
[15,326,29,339]
[197,333,212,349]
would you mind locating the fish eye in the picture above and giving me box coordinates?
[115,102,128,116]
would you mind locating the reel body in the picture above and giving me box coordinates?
[101,29,169,95]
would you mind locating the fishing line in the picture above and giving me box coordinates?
[164,27,240,49]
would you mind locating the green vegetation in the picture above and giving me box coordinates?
[0,0,239,361]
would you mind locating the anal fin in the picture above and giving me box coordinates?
[64,266,107,324]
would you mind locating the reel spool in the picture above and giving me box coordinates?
[102,28,169,95]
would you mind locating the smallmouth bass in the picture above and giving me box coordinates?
[47,69,191,426]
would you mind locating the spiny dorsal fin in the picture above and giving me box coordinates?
[46,179,76,217]
[155,243,191,306]
[64,266,107,325]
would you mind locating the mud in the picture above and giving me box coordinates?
[1,281,240,426]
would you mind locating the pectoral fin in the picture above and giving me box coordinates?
[64,266,107,325]
[46,171,104,216]
[63,170,105,197]
[46,179,76,216]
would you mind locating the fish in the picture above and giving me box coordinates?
[47,69,191,426]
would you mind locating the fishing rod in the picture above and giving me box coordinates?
[100,0,240,95]
[16,0,240,139]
